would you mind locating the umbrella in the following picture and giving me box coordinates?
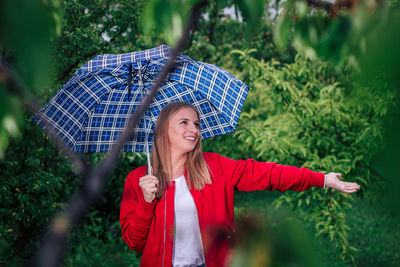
[34,45,250,169]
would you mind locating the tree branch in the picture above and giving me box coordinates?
[306,0,359,17]
[0,63,88,176]
[32,1,207,267]
[57,50,101,82]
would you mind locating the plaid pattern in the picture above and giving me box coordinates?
[35,45,250,153]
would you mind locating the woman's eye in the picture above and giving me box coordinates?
[195,123,200,128]
[180,121,187,124]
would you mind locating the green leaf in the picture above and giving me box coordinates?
[236,0,265,37]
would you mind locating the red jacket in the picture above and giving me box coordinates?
[120,152,324,267]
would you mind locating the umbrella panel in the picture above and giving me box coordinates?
[76,80,234,153]
[35,45,250,153]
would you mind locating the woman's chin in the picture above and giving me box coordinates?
[183,145,197,154]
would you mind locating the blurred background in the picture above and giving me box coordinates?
[0,0,399,266]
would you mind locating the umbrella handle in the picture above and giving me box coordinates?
[140,68,151,176]
[146,140,152,175]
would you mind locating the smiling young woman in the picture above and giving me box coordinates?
[119,101,360,267]
[152,102,212,199]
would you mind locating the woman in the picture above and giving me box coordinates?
[120,102,360,267]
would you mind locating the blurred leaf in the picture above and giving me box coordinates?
[274,0,389,68]
[142,0,201,46]
[0,82,22,157]
[236,0,265,37]
[0,0,62,92]
[274,9,293,51]
[356,7,400,215]
[233,211,326,267]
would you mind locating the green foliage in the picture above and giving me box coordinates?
[232,210,326,267]
[274,0,390,67]
[0,0,62,90]
[0,118,78,265]
[0,0,62,157]
[233,0,265,37]
[0,2,152,260]
[65,153,146,267]
[141,0,269,46]
[0,86,22,157]
[341,197,400,266]
[142,0,200,46]
[53,0,152,93]
[0,115,146,265]
[230,49,398,262]
[1,0,399,265]
[234,191,400,266]
[355,7,400,216]
[273,0,400,222]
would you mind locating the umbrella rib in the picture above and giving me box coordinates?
[142,60,151,78]
[127,63,133,100]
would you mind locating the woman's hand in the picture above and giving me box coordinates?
[139,175,159,203]
[325,172,360,193]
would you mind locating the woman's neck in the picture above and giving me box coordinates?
[170,151,187,179]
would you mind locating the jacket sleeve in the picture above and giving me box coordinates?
[120,169,156,252]
[215,154,324,192]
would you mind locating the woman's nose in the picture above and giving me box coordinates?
[188,123,197,132]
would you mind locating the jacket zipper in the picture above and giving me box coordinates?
[162,188,167,267]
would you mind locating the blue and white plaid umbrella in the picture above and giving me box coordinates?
[35,45,250,156]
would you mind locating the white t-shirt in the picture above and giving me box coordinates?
[172,175,205,267]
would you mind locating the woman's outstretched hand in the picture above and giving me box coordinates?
[139,175,159,202]
[325,172,360,193]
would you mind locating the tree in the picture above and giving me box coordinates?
[1,0,399,265]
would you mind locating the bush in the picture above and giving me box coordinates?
[0,115,146,265]
[216,49,397,262]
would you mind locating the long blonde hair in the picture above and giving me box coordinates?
[151,102,212,198]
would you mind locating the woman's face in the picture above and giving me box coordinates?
[167,107,200,156]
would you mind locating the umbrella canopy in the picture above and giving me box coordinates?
[35,45,250,153]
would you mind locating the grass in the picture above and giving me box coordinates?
[234,190,400,267]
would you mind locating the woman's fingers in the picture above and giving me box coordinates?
[139,176,159,187]
[140,182,158,191]
[326,172,360,193]
[139,180,158,187]
[342,181,360,189]
[147,187,158,193]
[139,175,159,202]
[338,181,360,193]
[139,175,159,183]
